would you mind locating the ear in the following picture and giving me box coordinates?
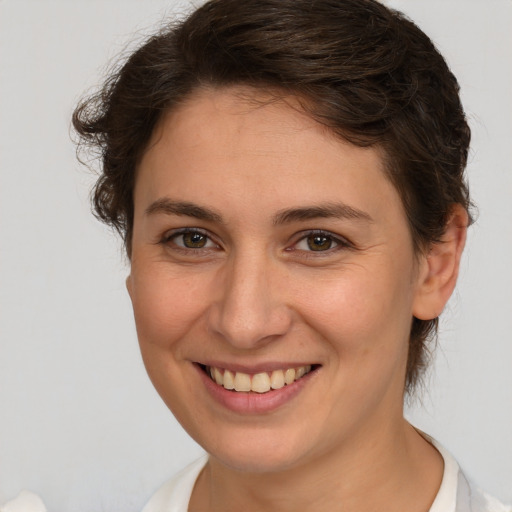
[126,274,133,301]
[413,204,468,320]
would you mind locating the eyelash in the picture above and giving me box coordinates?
[159,228,352,256]
[289,230,352,255]
[160,228,219,253]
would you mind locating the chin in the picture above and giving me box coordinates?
[212,445,307,474]
[196,422,321,474]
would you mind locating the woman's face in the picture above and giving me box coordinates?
[128,86,427,472]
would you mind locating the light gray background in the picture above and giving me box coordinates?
[0,1,510,510]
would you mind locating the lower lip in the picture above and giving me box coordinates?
[195,365,318,414]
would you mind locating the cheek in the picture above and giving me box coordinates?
[293,266,414,415]
[130,266,211,350]
[293,262,415,354]
[128,267,211,411]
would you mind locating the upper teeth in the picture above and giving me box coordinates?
[207,365,312,393]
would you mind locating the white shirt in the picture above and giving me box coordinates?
[1,439,509,512]
[142,440,510,512]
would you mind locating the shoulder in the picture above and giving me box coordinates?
[0,491,47,512]
[426,433,510,512]
[142,455,208,512]
[456,471,511,512]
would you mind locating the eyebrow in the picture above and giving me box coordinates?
[272,203,373,225]
[145,198,373,225]
[145,198,223,223]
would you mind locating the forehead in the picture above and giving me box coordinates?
[138,86,391,201]
[148,86,346,159]
[134,85,414,256]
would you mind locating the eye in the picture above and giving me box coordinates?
[293,231,348,253]
[179,231,209,249]
[162,229,218,250]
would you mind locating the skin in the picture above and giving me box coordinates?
[127,86,467,512]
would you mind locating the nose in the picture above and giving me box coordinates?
[208,251,293,349]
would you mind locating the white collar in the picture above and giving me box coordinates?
[423,434,460,512]
[142,436,463,512]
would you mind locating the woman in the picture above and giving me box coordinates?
[3,0,507,511]
[69,0,510,510]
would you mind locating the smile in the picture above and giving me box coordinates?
[205,365,314,393]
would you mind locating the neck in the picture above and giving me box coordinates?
[190,420,443,512]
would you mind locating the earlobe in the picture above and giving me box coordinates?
[126,274,133,300]
[413,205,468,320]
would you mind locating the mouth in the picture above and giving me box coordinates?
[200,364,318,394]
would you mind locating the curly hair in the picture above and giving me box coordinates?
[72,0,472,393]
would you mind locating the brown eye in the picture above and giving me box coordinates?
[160,228,221,255]
[306,234,334,251]
[293,231,346,253]
[162,229,217,250]
[181,231,208,248]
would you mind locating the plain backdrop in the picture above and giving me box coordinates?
[0,1,511,510]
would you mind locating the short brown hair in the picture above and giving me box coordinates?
[73,0,472,393]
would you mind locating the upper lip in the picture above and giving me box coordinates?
[196,360,320,374]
